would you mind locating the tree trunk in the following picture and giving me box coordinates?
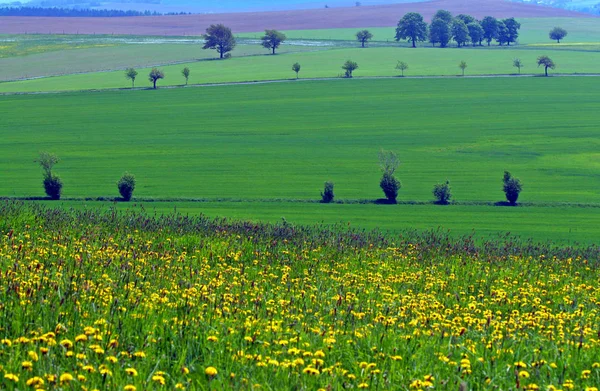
[272,47,276,54]
[220,50,224,59]
[545,66,548,77]
[153,79,157,89]
[412,38,416,48]
[361,41,365,48]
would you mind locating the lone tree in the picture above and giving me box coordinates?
[513,58,524,74]
[429,18,451,47]
[395,12,428,48]
[37,152,63,200]
[321,181,335,203]
[459,60,468,76]
[203,24,236,59]
[262,29,286,54]
[481,16,498,46]
[148,68,164,89]
[433,180,452,205]
[125,68,138,88]
[503,171,523,205]
[396,61,409,76]
[342,60,358,78]
[117,172,136,201]
[356,29,373,48]
[292,62,301,79]
[181,67,190,85]
[452,19,470,47]
[549,27,568,43]
[378,149,401,203]
[537,55,555,76]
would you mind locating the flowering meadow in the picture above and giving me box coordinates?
[0,202,599,390]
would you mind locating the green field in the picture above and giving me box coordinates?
[1,46,599,93]
[1,77,599,242]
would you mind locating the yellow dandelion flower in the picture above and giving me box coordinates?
[125,368,138,377]
[26,376,45,387]
[22,361,34,370]
[59,373,74,384]
[207,336,218,342]
[28,351,39,362]
[75,334,88,343]
[152,375,165,385]
[519,371,530,378]
[123,385,136,391]
[4,373,19,382]
[581,370,591,379]
[358,383,369,389]
[205,366,218,377]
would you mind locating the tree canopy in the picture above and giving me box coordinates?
[467,22,484,46]
[262,29,287,54]
[395,12,428,48]
[429,18,451,47]
[549,27,568,43]
[481,16,498,46]
[452,19,470,47]
[356,30,374,48]
[342,60,359,78]
[148,68,165,89]
[203,24,236,59]
[537,55,556,76]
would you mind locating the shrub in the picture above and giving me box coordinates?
[43,174,63,200]
[433,180,452,204]
[378,149,401,203]
[503,171,522,205]
[321,181,335,203]
[117,172,136,201]
[380,172,400,203]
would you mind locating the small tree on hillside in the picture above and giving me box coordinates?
[181,67,190,85]
[395,12,428,48]
[148,68,164,89]
[262,29,286,54]
[537,55,555,76]
[503,171,522,205]
[513,58,523,74]
[203,24,236,59]
[549,27,568,43]
[342,60,358,78]
[292,62,301,79]
[396,61,409,76]
[433,180,452,204]
[459,60,468,76]
[356,29,373,48]
[117,172,136,201]
[378,149,401,203]
[125,68,138,88]
[37,152,63,200]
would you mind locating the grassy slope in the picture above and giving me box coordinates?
[1,77,599,204]
[1,46,599,92]
[238,18,600,44]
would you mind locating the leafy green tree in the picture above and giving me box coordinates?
[203,24,236,59]
[429,18,451,47]
[456,14,476,24]
[433,180,452,204]
[503,18,521,46]
[342,60,358,78]
[148,68,164,89]
[459,60,468,76]
[537,55,555,76]
[452,19,470,47]
[503,171,523,205]
[37,152,63,200]
[513,58,523,74]
[356,29,373,48]
[396,61,409,76]
[432,9,453,24]
[181,67,190,85]
[262,29,286,54]
[378,149,401,203]
[395,12,428,48]
[321,181,335,203]
[467,22,484,46]
[549,27,567,43]
[496,20,509,46]
[292,62,301,79]
[481,16,498,46]
[125,68,138,88]
[117,172,136,201]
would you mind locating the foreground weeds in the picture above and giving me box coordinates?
[0,202,599,390]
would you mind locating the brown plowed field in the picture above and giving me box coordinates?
[0,0,593,36]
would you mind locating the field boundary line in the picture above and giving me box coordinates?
[2,73,600,96]
[4,197,600,209]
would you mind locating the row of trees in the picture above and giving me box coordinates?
[36,151,522,206]
[395,11,522,48]
[36,153,136,201]
[0,6,189,17]
[321,150,523,206]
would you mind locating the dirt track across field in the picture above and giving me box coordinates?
[0,0,594,36]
